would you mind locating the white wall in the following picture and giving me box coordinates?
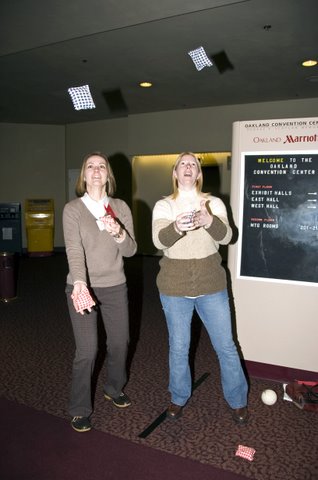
[65,117,129,168]
[0,123,65,249]
[127,98,318,154]
[65,98,318,160]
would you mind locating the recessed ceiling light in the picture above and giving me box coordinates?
[68,85,96,110]
[302,59,317,67]
[139,82,153,88]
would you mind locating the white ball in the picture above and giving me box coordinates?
[261,389,277,405]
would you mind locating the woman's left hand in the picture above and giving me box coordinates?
[194,200,213,229]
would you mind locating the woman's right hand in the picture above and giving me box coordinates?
[175,211,196,232]
[71,282,91,315]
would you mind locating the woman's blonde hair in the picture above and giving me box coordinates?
[75,151,116,197]
[171,152,203,199]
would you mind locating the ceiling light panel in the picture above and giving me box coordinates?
[68,85,96,110]
[188,46,213,71]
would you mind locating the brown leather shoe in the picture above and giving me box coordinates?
[232,407,248,425]
[166,403,183,420]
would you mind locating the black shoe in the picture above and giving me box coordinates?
[71,416,92,432]
[232,407,248,425]
[166,403,183,420]
[104,391,131,408]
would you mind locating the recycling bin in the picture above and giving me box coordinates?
[25,199,54,256]
[0,202,22,254]
[0,252,17,302]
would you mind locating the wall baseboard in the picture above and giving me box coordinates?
[245,360,318,383]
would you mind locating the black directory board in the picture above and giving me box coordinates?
[240,153,318,284]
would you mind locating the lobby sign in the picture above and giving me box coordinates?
[233,118,318,286]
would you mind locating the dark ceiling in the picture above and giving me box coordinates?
[1,0,318,125]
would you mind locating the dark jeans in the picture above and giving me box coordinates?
[66,282,129,417]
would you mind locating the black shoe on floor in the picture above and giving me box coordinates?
[104,391,131,408]
[166,402,183,420]
[71,416,92,432]
[232,407,248,425]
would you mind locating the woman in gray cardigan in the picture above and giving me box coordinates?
[63,151,137,432]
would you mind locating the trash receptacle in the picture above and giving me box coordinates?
[0,202,22,254]
[25,199,54,256]
[0,252,17,302]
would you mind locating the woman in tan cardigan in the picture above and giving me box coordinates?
[152,152,248,424]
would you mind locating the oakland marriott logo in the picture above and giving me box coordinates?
[284,133,318,144]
